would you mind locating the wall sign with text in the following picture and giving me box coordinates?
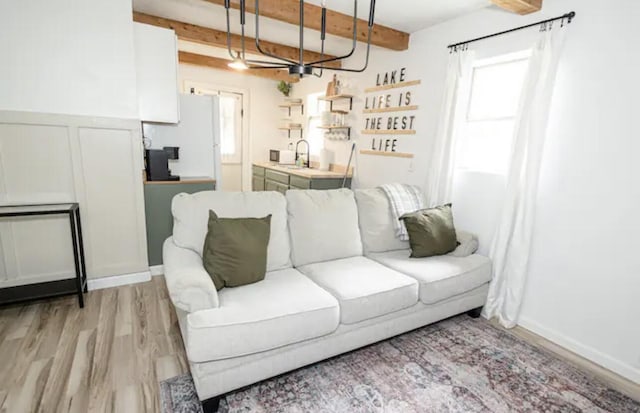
[360,67,421,159]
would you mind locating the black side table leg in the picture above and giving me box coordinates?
[69,211,84,308]
[75,208,88,293]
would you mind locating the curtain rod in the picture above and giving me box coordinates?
[447,11,576,49]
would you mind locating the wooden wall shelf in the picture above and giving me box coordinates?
[363,105,419,114]
[317,125,350,130]
[361,129,416,135]
[360,150,414,159]
[279,102,304,116]
[365,80,421,93]
[318,94,354,111]
[318,94,355,101]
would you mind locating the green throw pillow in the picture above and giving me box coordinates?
[400,204,458,258]
[202,210,271,290]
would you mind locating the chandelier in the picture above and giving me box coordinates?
[224,0,377,77]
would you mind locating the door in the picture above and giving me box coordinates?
[218,92,244,191]
[185,82,248,192]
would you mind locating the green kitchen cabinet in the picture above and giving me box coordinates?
[252,163,352,193]
[144,179,216,266]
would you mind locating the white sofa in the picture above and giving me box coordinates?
[163,188,492,412]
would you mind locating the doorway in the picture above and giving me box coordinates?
[185,82,249,191]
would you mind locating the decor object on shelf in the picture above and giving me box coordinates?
[222,0,378,77]
[326,74,340,96]
[277,81,292,97]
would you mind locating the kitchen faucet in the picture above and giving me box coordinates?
[295,139,310,168]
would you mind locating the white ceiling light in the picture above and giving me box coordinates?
[227,51,249,70]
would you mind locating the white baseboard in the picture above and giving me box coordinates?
[87,270,151,291]
[518,316,640,384]
[149,265,164,276]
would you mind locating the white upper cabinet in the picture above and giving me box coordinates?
[134,23,179,123]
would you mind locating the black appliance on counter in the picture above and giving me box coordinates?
[145,147,180,181]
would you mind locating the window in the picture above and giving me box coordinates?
[305,92,328,156]
[218,92,243,164]
[456,51,530,174]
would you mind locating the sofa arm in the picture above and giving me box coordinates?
[163,237,219,313]
[450,230,479,257]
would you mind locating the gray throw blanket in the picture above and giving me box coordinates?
[379,183,425,241]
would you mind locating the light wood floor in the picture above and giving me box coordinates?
[1,278,638,412]
[0,277,188,413]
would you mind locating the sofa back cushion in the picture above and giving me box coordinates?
[286,189,363,266]
[172,191,292,271]
[354,188,410,253]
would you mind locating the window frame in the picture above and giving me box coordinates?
[456,50,531,175]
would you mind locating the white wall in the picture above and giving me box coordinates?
[294,0,640,383]
[0,0,139,119]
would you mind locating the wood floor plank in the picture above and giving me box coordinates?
[111,335,135,390]
[155,354,183,382]
[0,306,21,340]
[1,357,52,413]
[59,329,96,413]
[4,304,39,340]
[2,303,49,390]
[115,286,133,337]
[132,284,153,385]
[87,288,117,412]
[37,306,82,411]
[35,303,70,360]
[140,381,160,413]
[0,339,22,389]
[113,384,142,413]
[80,289,102,330]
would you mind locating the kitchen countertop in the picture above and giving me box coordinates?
[144,176,216,185]
[253,162,352,179]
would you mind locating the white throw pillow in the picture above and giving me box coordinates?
[286,189,363,267]
[171,191,292,272]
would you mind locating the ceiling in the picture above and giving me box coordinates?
[303,0,491,33]
[133,0,493,55]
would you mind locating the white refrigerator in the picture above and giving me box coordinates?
[142,94,222,187]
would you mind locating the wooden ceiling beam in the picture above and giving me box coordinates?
[133,12,341,68]
[204,0,410,51]
[491,0,542,15]
[178,51,300,82]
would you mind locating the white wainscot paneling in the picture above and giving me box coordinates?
[0,111,149,287]
[0,123,75,204]
[0,123,77,285]
[78,127,148,278]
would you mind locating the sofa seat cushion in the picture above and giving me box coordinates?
[298,257,419,325]
[368,250,492,305]
[184,268,340,362]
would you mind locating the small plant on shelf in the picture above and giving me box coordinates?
[277,81,292,97]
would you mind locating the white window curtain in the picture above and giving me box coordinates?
[426,49,475,206]
[483,28,568,328]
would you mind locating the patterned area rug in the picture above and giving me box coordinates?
[160,316,640,413]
